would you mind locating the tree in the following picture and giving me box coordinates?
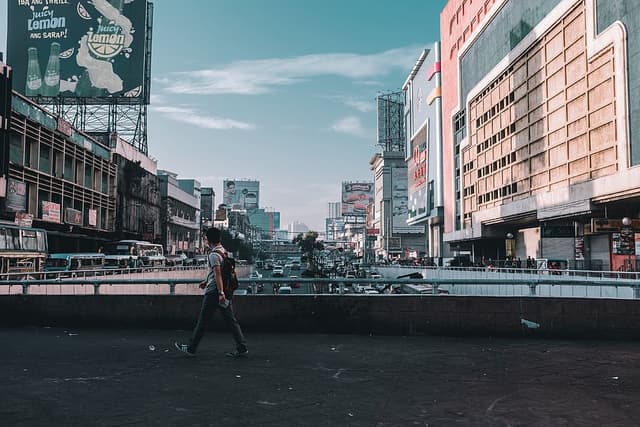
[292,231,324,271]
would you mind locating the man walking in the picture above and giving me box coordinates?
[175,227,248,357]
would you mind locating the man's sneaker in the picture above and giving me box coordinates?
[225,348,248,358]
[174,342,195,357]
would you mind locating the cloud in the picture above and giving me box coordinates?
[331,116,370,138]
[159,45,421,95]
[323,95,375,112]
[150,105,255,130]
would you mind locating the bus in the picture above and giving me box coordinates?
[0,223,48,278]
[103,240,165,268]
[45,253,105,278]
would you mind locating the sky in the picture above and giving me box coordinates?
[0,0,447,231]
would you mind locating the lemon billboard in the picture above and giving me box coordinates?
[7,0,150,101]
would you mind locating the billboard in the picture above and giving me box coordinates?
[408,125,428,221]
[341,182,373,216]
[391,168,409,231]
[7,0,149,100]
[42,201,61,223]
[223,180,260,211]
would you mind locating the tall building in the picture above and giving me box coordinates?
[441,0,640,271]
[178,179,202,253]
[328,202,341,219]
[200,187,215,228]
[158,170,199,255]
[402,45,445,262]
[370,151,425,261]
[249,208,281,239]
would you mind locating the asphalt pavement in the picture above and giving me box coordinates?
[2,326,640,426]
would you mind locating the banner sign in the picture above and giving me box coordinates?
[222,180,259,211]
[42,201,61,223]
[65,207,82,225]
[6,178,27,212]
[341,182,373,217]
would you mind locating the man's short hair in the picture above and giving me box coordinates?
[206,227,221,244]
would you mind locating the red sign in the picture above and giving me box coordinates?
[366,228,380,235]
[57,117,72,136]
[42,201,61,223]
[88,209,97,226]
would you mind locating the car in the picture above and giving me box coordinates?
[272,267,284,277]
[249,271,263,279]
[345,273,356,279]
[233,289,249,296]
[166,253,187,266]
[277,286,292,294]
[193,254,208,266]
[284,263,293,269]
[370,272,382,279]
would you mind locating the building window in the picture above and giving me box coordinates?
[39,144,51,174]
[9,132,23,165]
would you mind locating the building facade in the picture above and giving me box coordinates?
[370,151,426,261]
[200,187,215,229]
[158,170,199,255]
[402,45,445,263]
[112,135,161,244]
[249,208,280,240]
[442,0,640,270]
[4,90,117,252]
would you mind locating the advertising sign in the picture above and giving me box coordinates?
[407,126,427,221]
[42,201,61,223]
[15,212,34,227]
[341,182,373,216]
[391,167,410,232]
[88,208,97,226]
[222,180,260,211]
[65,207,82,225]
[6,178,27,212]
[7,0,148,100]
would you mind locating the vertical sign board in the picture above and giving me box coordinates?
[6,178,27,212]
[7,0,148,100]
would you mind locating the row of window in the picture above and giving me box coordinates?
[478,183,518,204]
[463,185,475,197]
[477,152,517,178]
[9,132,111,194]
[475,91,515,129]
[476,123,517,154]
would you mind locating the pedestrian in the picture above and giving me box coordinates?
[174,227,248,358]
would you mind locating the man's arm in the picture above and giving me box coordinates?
[214,264,226,301]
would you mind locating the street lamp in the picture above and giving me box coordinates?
[505,232,515,260]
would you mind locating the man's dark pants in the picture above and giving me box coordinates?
[188,292,247,353]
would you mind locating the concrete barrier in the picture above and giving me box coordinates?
[1,294,639,339]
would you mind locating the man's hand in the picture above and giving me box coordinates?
[199,281,206,289]
[218,292,226,303]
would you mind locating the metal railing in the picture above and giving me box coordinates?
[1,276,638,299]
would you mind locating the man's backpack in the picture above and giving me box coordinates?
[213,249,239,299]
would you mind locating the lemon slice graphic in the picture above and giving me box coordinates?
[124,86,142,97]
[59,48,75,59]
[77,2,92,20]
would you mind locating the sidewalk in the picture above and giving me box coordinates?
[2,327,639,426]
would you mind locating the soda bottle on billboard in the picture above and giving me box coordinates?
[25,47,42,97]
[42,42,61,97]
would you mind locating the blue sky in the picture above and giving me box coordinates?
[1,0,446,231]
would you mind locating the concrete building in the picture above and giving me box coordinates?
[200,187,215,229]
[249,208,280,240]
[402,45,446,263]
[177,179,202,253]
[441,0,640,271]
[2,88,117,252]
[111,135,161,244]
[158,170,199,255]
[369,151,425,261]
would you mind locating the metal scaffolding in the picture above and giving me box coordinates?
[376,91,405,153]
